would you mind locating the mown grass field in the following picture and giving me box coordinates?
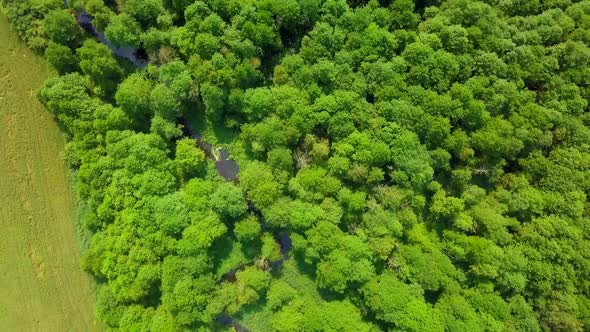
[0,13,102,331]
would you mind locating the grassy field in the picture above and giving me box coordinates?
[0,14,102,331]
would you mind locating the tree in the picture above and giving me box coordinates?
[44,42,77,74]
[43,9,79,45]
[178,211,227,253]
[240,162,284,208]
[305,221,375,293]
[77,40,122,95]
[150,84,178,120]
[154,193,189,235]
[123,0,165,28]
[174,138,205,180]
[141,28,170,53]
[267,147,294,173]
[163,271,217,325]
[261,233,282,262]
[263,198,323,230]
[242,116,297,155]
[389,129,434,191]
[105,14,142,48]
[209,182,248,219]
[289,167,342,202]
[312,300,375,331]
[119,305,155,331]
[93,104,132,134]
[234,216,261,242]
[362,273,443,331]
[38,73,94,133]
[242,87,274,121]
[194,33,220,59]
[115,73,152,123]
[150,116,182,141]
[362,206,403,259]
[267,280,298,310]
[159,60,194,101]
[95,285,126,327]
[235,266,272,304]
[471,117,524,160]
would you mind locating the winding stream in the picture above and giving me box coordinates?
[65,1,243,181]
[65,5,292,330]
[180,118,240,181]
[64,0,147,67]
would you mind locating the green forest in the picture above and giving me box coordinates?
[3,0,590,330]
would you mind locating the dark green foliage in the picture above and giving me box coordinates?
[104,14,142,48]
[43,9,79,45]
[44,42,77,74]
[3,0,62,51]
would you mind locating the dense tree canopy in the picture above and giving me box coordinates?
[4,0,590,330]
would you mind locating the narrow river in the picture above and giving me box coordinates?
[65,6,293,330]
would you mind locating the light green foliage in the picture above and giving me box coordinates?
[154,192,189,235]
[234,216,261,242]
[11,0,590,329]
[38,73,95,133]
[93,104,132,135]
[3,0,62,50]
[261,233,282,262]
[237,266,272,298]
[242,116,298,155]
[179,211,227,253]
[174,138,205,181]
[305,221,375,293]
[362,206,403,259]
[267,147,293,173]
[362,273,442,331]
[161,255,216,325]
[267,280,298,311]
[141,28,170,52]
[151,116,182,141]
[212,266,272,315]
[263,198,323,229]
[289,167,341,202]
[240,161,284,208]
[77,40,122,94]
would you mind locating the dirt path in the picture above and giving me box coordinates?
[0,14,102,331]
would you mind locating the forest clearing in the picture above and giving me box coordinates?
[0,13,101,331]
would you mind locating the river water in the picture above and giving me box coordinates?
[65,5,295,330]
[66,1,242,180]
[64,0,147,67]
